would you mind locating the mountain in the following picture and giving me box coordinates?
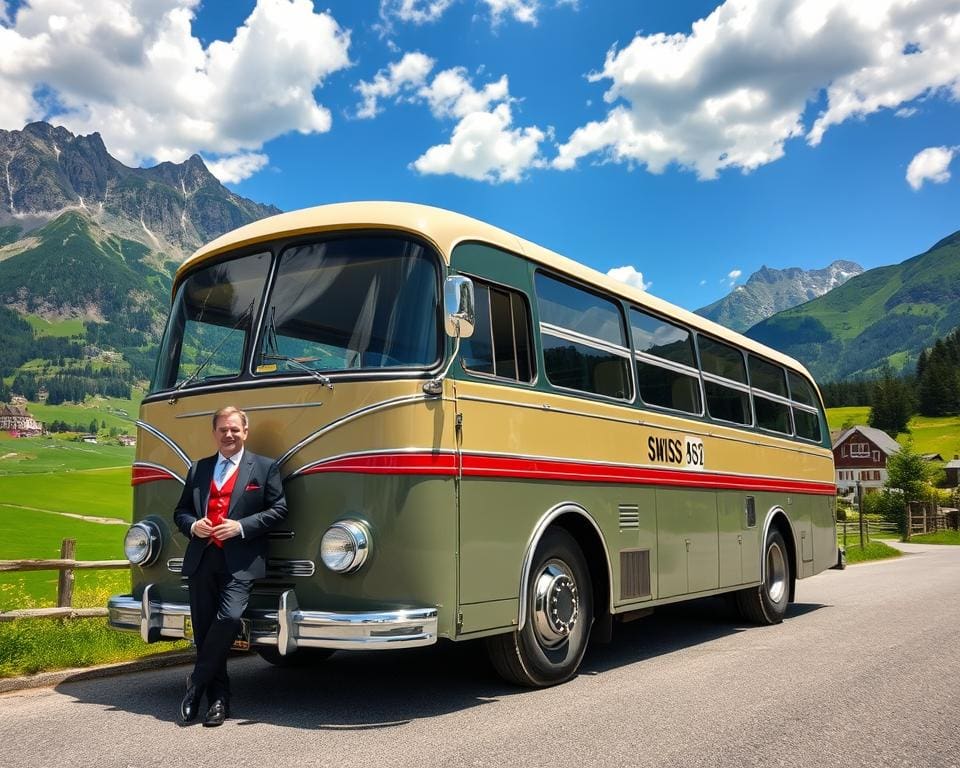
[0,122,280,381]
[696,260,863,331]
[746,230,960,382]
[0,122,279,258]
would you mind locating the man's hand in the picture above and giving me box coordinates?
[191,518,214,538]
[211,519,243,541]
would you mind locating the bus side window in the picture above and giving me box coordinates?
[788,371,824,442]
[749,355,792,435]
[630,308,702,415]
[535,272,632,401]
[461,280,534,383]
[698,335,752,426]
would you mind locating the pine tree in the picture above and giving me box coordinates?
[868,367,913,436]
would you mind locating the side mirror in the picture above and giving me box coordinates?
[443,275,475,339]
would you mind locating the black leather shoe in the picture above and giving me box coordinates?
[202,699,229,727]
[179,683,203,723]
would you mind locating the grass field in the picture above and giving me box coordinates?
[0,438,132,608]
[909,530,960,545]
[0,435,133,474]
[844,540,902,564]
[28,401,138,434]
[24,314,85,338]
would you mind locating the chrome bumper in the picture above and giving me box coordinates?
[108,584,439,653]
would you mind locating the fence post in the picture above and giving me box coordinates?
[57,538,76,608]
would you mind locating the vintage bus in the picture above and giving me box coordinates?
[109,201,838,687]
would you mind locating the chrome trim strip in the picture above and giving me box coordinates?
[167,557,314,577]
[752,390,793,407]
[517,502,614,631]
[702,371,751,393]
[455,393,831,459]
[108,590,439,651]
[540,322,632,358]
[633,350,700,378]
[175,402,326,419]
[135,422,191,470]
[132,461,185,485]
[277,393,436,468]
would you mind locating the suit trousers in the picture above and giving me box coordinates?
[188,543,253,702]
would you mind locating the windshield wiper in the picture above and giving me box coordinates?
[260,307,334,389]
[167,300,254,404]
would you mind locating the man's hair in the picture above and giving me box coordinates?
[212,406,248,430]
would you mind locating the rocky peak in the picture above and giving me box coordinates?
[0,121,279,256]
[695,259,865,332]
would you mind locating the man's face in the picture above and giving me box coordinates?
[213,413,248,458]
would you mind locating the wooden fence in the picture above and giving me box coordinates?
[906,501,960,539]
[0,538,128,622]
[837,517,900,549]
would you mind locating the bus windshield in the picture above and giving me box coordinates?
[151,250,270,393]
[150,235,441,394]
[256,236,440,374]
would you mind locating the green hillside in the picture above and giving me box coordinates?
[747,230,960,380]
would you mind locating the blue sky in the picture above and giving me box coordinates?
[1,0,958,311]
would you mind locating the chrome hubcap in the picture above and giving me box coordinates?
[765,541,787,604]
[532,561,579,648]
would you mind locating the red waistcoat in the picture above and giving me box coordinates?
[207,469,239,548]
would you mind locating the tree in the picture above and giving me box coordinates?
[886,441,928,501]
[868,367,913,436]
[88,419,98,434]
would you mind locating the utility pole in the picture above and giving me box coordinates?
[856,479,865,548]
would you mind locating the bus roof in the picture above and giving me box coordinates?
[179,200,818,380]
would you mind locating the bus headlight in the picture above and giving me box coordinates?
[320,520,371,573]
[124,521,161,566]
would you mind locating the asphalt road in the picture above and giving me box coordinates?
[3,542,959,768]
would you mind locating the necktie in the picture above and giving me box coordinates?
[217,458,230,484]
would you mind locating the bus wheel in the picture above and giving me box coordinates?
[486,528,593,687]
[736,528,790,625]
[256,647,335,667]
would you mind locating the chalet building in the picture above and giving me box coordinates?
[0,403,43,436]
[832,425,901,497]
[118,435,137,447]
[946,456,960,488]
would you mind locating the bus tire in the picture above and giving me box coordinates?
[256,647,335,667]
[486,528,593,687]
[736,528,790,625]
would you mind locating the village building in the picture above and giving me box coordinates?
[832,425,901,497]
[118,434,137,447]
[946,456,960,488]
[0,403,43,436]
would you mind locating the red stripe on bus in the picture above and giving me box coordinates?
[301,453,458,476]
[298,451,836,496]
[131,465,180,486]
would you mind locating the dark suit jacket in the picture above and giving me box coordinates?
[174,450,287,580]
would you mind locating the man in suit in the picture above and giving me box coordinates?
[174,405,287,726]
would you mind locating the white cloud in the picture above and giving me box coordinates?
[419,68,509,118]
[379,0,575,27]
[359,54,546,183]
[554,0,960,179]
[0,0,351,178]
[355,51,435,119]
[606,265,651,291]
[411,102,545,182]
[378,0,454,27]
[727,269,742,287]
[906,145,956,190]
[204,152,269,184]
